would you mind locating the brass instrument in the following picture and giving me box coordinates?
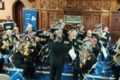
[109,40,120,66]
[109,54,120,66]
[79,44,93,66]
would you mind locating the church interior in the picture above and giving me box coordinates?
[0,0,120,80]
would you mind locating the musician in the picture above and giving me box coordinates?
[36,30,50,45]
[24,24,34,35]
[72,39,84,80]
[23,31,36,79]
[101,27,110,48]
[91,36,101,57]
[83,30,92,42]
[12,27,20,43]
[73,46,97,80]
[0,32,10,55]
[81,47,97,72]
[110,39,120,80]
[5,30,14,50]
[49,30,71,80]
[34,36,42,66]
[77,25,85,40]
[11,42,24,68]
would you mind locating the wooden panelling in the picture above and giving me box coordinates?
[91,13,100,30]
[102,0,111,10]
[111,12,120,42]
[48,11,58,26]
[92,0,102,10]
[49,0,58,9]
[58,0,67,9]
[40,0,49,9]
[101,13,110,27]
[75,0,83,10]
[83,13,100,30]
[37,0,118,11]
[83,0,91,10]
[35,0,120,43]
[111,13,120,31]
[38,10,42,30]
[67,0,75,9]
[41,11,48,29]
[83,13,91,30]
[57,11,64,20]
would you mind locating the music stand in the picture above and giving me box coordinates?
[8,52,24,80]
[83,63,97,80]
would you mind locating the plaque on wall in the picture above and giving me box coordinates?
[65,15,82,24]
[0,0,4,10]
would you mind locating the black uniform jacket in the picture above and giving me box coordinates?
[49,41,71,66]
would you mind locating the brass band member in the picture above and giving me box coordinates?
[110,39,120,80]
[83,30,92,42]
[101,27,110,48]
[23,31,36,79]
[11,42,24,68]
[73,45,97,80]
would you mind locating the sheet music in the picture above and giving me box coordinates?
[101,46,108,58]
[68,47,77,60]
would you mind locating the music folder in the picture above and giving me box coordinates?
[68,47,77,60]
[101,46,108,58]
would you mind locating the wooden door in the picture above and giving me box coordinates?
[13,1,24,32]
[111,12,120,43]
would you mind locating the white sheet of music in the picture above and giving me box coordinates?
[68,47,77,60]
[101,46,108,58]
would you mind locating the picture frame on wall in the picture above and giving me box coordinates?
[0,0,4,10]
[65,15,82,24]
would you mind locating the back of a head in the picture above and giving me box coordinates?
[54,30,63,43]
[0,74,10,80]
[82,47,93,55]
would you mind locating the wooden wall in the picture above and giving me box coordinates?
[32,0,120,42]
[35,0,118,29]
[111,12,120,42]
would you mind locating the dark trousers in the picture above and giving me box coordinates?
[73,67,83,80]
[112,65,120,80]
[49,63,63,80]
[0,58,4,73]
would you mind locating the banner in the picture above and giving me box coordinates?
[23,9,38,31]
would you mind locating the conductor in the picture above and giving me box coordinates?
[49,30,71,80]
